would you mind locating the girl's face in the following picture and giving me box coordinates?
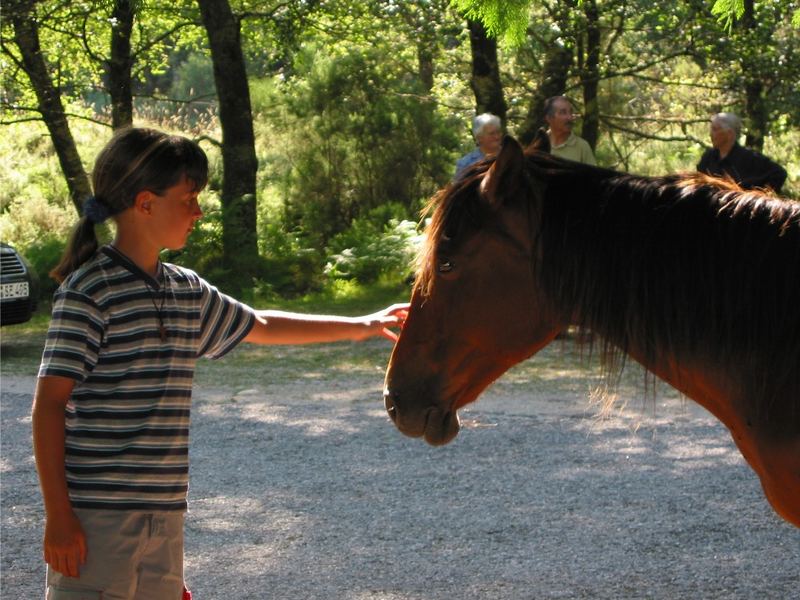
[151,176,204,250]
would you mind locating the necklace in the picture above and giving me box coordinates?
[149,266,168,342]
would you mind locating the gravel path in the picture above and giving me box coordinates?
[2,345,798,599]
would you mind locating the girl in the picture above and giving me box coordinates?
[33,127,407,599]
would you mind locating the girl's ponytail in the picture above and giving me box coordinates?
[49,213,100,283]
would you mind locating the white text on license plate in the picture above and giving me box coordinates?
[1,282,29,300]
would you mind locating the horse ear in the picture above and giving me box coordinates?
[480,135,525,207]
[525,128,550,154]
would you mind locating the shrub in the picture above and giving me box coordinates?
[22,236,65,299]
[272,43,458,247]
[257,222,323,297]
[323,206,421,284]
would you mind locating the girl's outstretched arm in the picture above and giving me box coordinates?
[32,375,87,578]
[243,303,408,345]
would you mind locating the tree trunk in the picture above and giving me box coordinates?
[196,0,260,287]
[417,45,434,94]
[740,0,766,151]
[579,0,601,151]
[416,42,435,143]
[9,0,91,213]
[517,43,573,145]
[467,19,507,123]
[743,80,766,152]
[413,41,436,199]
[108,0,135,129]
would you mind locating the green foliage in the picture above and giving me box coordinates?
[256,222,323,298]
[711,0,800,29]
[0,121,103,298]
[450,0,531,46]
[138,52,218,129]
[1,0,204,123]
[2,0,799,311]
[712,0,746,30]
[270,41,458,247]
[324,205,421,284]
[21,237,65,299]
[261,278,412,317]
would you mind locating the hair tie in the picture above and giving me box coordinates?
[82,195,111,224]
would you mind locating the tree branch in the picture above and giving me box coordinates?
[239,1,294,22]
[600,50,696,80]
[195,134,222,148]
[601,117,706,146]
[0,102,111,128]
[601,114,708,125]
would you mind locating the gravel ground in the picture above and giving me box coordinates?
[2,342,798,599]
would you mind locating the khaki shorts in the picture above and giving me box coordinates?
[45,509,185,600]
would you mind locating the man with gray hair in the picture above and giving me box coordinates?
[454,113,502,180]
[543,96,596,165]
[697,112,787,192]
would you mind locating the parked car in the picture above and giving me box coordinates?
[1,243,39,325]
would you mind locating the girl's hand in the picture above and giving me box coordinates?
[360,303,409,342]
[44,510,87,578]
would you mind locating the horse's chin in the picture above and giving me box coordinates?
[423,407,461,446]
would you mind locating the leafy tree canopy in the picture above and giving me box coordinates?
[452,0,800,46]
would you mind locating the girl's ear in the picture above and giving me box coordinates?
[134,190,156,215]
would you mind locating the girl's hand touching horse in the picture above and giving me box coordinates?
[359,303,409,342]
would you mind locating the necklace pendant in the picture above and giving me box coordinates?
[159,324,167,342]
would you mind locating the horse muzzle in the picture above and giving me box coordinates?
[383,388,461,446]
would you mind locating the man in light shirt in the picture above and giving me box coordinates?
[544,96,596,165]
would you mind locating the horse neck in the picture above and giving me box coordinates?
[535,169,644,346]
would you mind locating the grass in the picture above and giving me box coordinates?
[0,312,51,377]
[260,280,411,315]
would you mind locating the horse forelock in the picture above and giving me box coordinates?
[415,166,491,298]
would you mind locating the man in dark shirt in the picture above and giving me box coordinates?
[697,112,787,193]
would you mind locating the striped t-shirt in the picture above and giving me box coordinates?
[38,246,255,511]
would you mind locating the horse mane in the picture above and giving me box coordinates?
[530,153,800,425]
[417,150,800,425]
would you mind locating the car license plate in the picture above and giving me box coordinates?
[1,282,29,300]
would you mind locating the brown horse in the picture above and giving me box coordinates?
[383,136,800,527]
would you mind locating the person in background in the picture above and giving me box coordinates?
[697,112,787,193]
[454,113,503,179]
[33,127,407,600]
[543,95,596,165]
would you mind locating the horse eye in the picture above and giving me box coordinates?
[438,261,454,273]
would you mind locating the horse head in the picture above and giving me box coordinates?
[383,137,564,445]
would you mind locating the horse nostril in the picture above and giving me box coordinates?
[383,389,398,422]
